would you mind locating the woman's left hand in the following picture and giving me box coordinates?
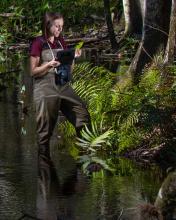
[75,49,82,58]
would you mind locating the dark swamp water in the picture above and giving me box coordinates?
[0,49,170,220]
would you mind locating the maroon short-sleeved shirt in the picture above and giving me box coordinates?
[29,35,67,57]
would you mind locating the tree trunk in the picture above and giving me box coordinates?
[103,0,118,50]
[111,0,123,23]
[164,0,176,64]
[122,0,143,36]
[128,0,171,84]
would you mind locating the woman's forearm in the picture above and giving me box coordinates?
[30,57,60,77]
[31,62,52,77]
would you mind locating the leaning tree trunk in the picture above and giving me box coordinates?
[103,0,118,50]
[122,0,143,36]
[128,0,171,84]
[164,0,176,64]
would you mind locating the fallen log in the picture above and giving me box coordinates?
[0,35,109,50]
[0,13,25,18]
[0,13,16,17]
[65,35,108,44]
[8,43,29,50]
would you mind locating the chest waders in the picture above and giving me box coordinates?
[33,41,90,159]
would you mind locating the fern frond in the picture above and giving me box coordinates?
[58,120,76,137]
[73,62,94,80]
[120,111,140,131]
[73,80,100,101]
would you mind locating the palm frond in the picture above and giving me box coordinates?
[76,122,114,151]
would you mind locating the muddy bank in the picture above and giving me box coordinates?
[124,141,176,167]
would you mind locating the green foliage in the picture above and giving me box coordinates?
[140,67,161,92]
[72,62,176,154]
[58,64,116,165]
[120,111,140,131]
[117,37,139,65]
[58,63,116,146]
[58,120,76,138]
[74,41,84,49]
[118,128,144,152]
[78,155,115,175]
[0,0,106,43]
[72,62,115,123]
[76,122,114,152]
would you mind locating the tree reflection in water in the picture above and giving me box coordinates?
[138,170,176,220]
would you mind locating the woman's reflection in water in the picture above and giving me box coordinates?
[36,153,86,220]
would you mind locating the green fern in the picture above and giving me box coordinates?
[118,127,143,152]
[58,63,115,140]
[72,80,100,101]
[140,67,161,91]
[153,49,165,68]
[120,111,140,131]
[76,122,114,152]
[58,120,76,137]
[72,62,97,81]
[72,62,115,123]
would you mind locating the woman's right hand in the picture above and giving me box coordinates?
[48,59,60,68]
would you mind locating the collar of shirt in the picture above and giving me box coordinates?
[48,38,58,49]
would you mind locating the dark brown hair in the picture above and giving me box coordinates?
[42,12,63,39]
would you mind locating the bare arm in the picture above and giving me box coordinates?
[30,56,60,77]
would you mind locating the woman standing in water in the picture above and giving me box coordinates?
[29,12,90,163]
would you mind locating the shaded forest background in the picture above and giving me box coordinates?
[0,0,176,163]
[0,0,176,80]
